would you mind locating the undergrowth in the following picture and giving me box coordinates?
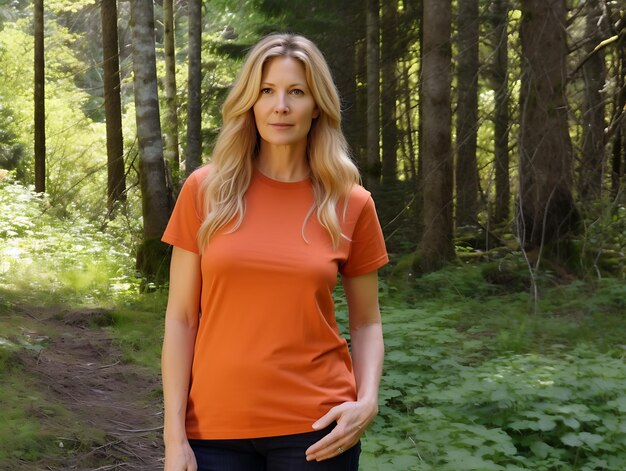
[0,177,140,305]
[357,264,626,470]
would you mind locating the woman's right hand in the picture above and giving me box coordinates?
[164,441,197,471]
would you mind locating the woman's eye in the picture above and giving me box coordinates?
[290,89,304,96]
[260,88,272,94]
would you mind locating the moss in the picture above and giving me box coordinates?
[135,238,171,288]
[0,347,21,373]
[481,258,530,293]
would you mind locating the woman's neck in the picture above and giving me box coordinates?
[256,144,310,182]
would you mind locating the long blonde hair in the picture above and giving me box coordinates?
[197,33,360,252]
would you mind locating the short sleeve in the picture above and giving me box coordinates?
[340,196,389,277]
[161,170,204,254]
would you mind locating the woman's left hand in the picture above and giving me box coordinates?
[305,399,378,462]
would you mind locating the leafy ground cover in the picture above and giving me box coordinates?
[356,266,626,470]
[0,177,138,305]
[1,176,625,469]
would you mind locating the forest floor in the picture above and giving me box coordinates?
[1,302,163,470]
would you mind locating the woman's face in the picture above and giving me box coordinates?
[253,56,319,150]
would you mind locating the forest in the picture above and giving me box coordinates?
[0,0,625,469]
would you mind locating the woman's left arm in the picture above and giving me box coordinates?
[306,270,384,462]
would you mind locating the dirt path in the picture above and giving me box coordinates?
[15,305,164,470]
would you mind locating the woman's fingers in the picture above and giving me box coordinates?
[308,438,359,462]
[306,401,375,461]
[311,405,340,431]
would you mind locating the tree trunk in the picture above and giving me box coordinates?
[415,1,425,237]
[380,0,398,184]
[101,0,126,213]
[491,0,510,224]
[333,3,360,162]
[579,0,606,201]
[401,59,417,184]
[418,0,454,271]
[356,40,370,172]
[186,0,202,175]
[340,44,358,160]
[366,0,381,186]
[130,0,170,280]
[399,2,420,187]
[518,0,578,250]
[163,0,180,178]
[610,19,625,198]
[455,0,480,227]
[34,0,45,193]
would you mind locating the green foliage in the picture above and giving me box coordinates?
[45,0,95,14]
[0,176,138,304]
[359,264,626,469]
[573,202,626,279]
[408,350,626,470]
[0,18,110,215]
[0,103,25,172]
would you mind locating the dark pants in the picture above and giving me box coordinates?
[188,425,360,471]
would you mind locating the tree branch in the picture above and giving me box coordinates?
[569,28,624,79]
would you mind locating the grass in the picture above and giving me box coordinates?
[0,330,106,465]
[109,291,168,371]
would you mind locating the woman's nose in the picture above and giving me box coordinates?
[274,94,289,113]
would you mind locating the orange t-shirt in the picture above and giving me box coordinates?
[162,165,388,439]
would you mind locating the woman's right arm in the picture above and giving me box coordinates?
[162,247,202,471]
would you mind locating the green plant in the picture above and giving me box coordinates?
[360,268,626,470]
[0,177,138,304]
[573,201,626,279]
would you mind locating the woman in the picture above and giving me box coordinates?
[161,33,388,471]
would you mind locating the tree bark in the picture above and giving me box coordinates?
[455,0,480,227]
[418,0,455,271]
[415,4,425,237]
[34,0,45,193]
[609,10,625,198]
[579,0,606,201]
[611,58,625,196]
[333,3,360,163]
[518,0,578,250]
[130,0,170,279]
[401,59,417,184]
[490,0,510,224]
[101,0,126,213]
[163,0,180,177]
[380,0,398,184]
[366,0,381,186]
[186,0,202,175]
[399,3,420,187]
